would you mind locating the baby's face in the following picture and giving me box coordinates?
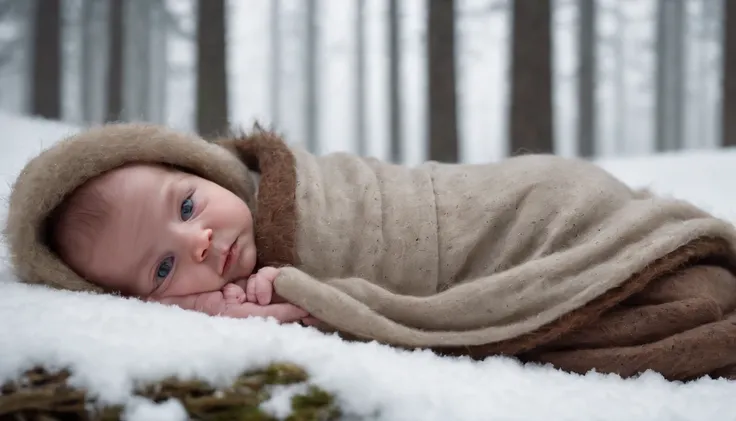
[81,164,257,300]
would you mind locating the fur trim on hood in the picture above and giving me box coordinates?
[3,123,257,293]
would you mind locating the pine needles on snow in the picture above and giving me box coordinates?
[0,362,339,421]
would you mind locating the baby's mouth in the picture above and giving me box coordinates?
[221,240,238,276]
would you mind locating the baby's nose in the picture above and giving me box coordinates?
[192,228,213,262]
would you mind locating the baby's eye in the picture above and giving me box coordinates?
[180,195,194,220]
[155,256,174,282]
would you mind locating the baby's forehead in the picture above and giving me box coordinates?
[96,162,173,183]
[90,163,178,194]
[65,164,177,229]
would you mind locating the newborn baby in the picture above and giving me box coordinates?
[49,162,312,323]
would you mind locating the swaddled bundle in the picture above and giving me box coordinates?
[6,122,736,381]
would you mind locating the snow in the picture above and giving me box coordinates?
[597,151,736,223]
[1,112,735,421]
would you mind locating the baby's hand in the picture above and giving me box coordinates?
[155,289,309,323]
[222,282,246,304]
[220,300,310,323]
[152,267,315,324]
[233,266,280,305]
[154,290,231,316]
[226,267,318,323]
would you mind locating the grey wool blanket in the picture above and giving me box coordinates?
[6,123,736,381]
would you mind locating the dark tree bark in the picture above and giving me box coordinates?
[106,0,124,122]
[304,0,318,152]
[509,0,554,155]
[355,0,367,156]
[427,0,459,163]
[577,0,596,157]
[388,0,402,163]
[655,0,686,151]
[722,0,736,147]
[31,0,61,119]
[196,0,229,138]
[270,0,281,128]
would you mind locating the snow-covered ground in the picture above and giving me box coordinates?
[1,112,735,421]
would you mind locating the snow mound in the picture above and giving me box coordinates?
[0,112,734,420]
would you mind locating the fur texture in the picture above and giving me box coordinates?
[3,123,257,292]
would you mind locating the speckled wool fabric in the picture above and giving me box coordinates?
[257,147,736,350]
[221,135,736,381]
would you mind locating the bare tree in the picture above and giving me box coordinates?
[509,0,554,155]
[703,0,723,146]
[577,0,596,157]
[655,0,686,151]
[196,0,229,137]
[670,1,686,150]
[270,0,281,128]
[80,0,97,123]
[148,0,168,124]
[304,0,318,152]
[427,0,459,163]
[123,0,153,121]
[31,0,61,119]
[388,0,402,163]
[613,2,626,154]
[723,0,736,146]
[106,0,123,122]
[355,0,367,156]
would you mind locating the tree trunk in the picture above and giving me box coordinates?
[355,0,367,156]
[79,0,108,124]
[304,0,318,153]
[722,0,736,147]
[509,0,554,155]
[427,0,459,163]
[148,0,168,124]
[669,0,685,150]
[106,0,124,122]
[654,0,666,151]
[655,0,686,151]
[270,0,281,128]
[80,0,95,123]
[614,3,626,154]
[577,0,596,158]
[139,1,153,120]
[196,0,229,138]
[696,0,709,147]
[123,0,153,121]
[388,0,402,163]
[31,0,61,119]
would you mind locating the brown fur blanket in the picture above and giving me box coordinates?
[5,123,736,381]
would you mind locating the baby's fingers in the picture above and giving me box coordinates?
[246,274,273,305]
[226,302,309,323]
[256,303,309,322]
[222,283,246,303]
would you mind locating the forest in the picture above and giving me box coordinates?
[0,0,730,164]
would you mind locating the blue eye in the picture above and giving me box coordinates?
[180,196,194,220]
[156,256,174,282]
